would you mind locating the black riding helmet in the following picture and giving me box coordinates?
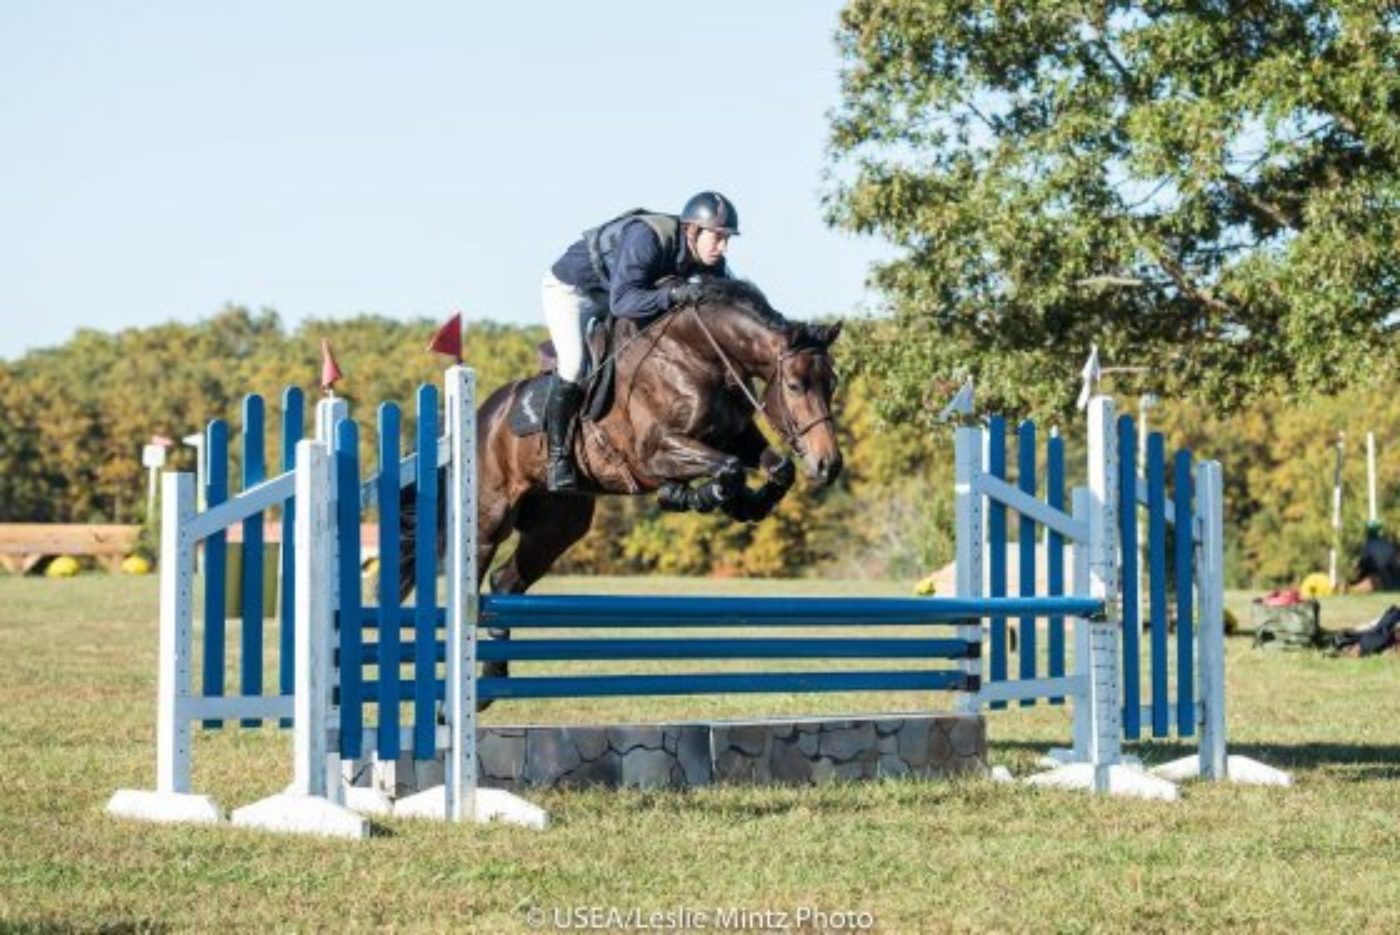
[680,191,740,236]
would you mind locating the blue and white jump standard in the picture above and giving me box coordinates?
[953,397,1290,800]
[108,364,1288,840]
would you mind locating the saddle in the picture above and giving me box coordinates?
[507,315,639,437]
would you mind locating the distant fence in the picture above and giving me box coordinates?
[0,524,141,574]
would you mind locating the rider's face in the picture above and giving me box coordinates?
[692,228,730,267]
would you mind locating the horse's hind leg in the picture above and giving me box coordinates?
[396,465,517,600]
[396,471,447,605]
[490,493,597,595]
[482,494,596,695]
[393,467,524,713]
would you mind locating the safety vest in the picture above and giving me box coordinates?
[581,209,681,285]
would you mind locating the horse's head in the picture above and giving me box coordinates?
[669,278,844,485]
[763,321,843,485]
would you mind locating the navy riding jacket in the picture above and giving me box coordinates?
[551,218,728,319]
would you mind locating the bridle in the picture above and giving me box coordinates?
[689,307,835,459]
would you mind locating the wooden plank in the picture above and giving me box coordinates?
[0,519,371,554]
[0,555,46,574]
[0,524,140,556]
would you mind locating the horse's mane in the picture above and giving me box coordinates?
[656,276,835,356]
[692,278,790,331]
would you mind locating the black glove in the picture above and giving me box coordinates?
[669,282,704,307]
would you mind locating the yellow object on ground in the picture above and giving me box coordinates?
[121,555,152,575]
[45,555,81,578]
[912,574,937,596]
[1299,572,1333,599]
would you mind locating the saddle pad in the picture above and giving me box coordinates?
[507,375,552,437]
[507,369,617,439]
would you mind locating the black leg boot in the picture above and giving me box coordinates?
[545,377,585,492]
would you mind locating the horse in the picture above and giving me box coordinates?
[402,278,844,689]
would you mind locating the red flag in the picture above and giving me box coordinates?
[427,311,463,363]
[320,339,343,392]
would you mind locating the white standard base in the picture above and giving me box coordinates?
[1152,754,1293,787]
[107,789,223,826]
[343,786,395,816]
[1026,762,1181,801]
[230,793,370,840]
[1041,748,1144,770]
[394,785,549,830]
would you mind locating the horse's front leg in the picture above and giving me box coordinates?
[644,435,748,514]
[720,451,796,523]
[712,423,796,523]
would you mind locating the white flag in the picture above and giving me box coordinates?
[1075,344,1101,411]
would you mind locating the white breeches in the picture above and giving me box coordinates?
[541,271,608,383]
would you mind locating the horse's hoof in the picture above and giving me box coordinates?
[476,661,508,713]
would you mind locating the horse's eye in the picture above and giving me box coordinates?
[786,381,802,393]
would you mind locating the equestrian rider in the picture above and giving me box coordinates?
[540,191,740,492]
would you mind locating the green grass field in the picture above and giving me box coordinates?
[1,575,1397,932]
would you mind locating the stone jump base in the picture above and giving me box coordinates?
[357,713,986,796]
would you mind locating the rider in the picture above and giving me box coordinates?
[541,191,740,491]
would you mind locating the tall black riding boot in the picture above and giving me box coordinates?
[545,377,585,492]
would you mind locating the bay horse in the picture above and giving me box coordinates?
[403,278,844,688]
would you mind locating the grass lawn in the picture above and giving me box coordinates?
[1,574,1397,932]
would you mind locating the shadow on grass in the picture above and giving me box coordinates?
[991,738,1400,780]
[1226,741,1400,781]
[558,777,978,821]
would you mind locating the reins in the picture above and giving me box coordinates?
[688,307,833,459]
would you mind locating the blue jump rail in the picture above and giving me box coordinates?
[478,594,1105,628]
[355,636,980,665]
[339,593,1103,757]
[362,670,976,703]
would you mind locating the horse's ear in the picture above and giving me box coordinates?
[788,321,843,349]
[819,321,843,347]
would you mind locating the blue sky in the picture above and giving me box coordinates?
[0,1,891,360]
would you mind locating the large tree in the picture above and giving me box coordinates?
[828,1,1399,420]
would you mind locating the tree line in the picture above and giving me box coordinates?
[0,307,1394,588]
[8,4,1398,587]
